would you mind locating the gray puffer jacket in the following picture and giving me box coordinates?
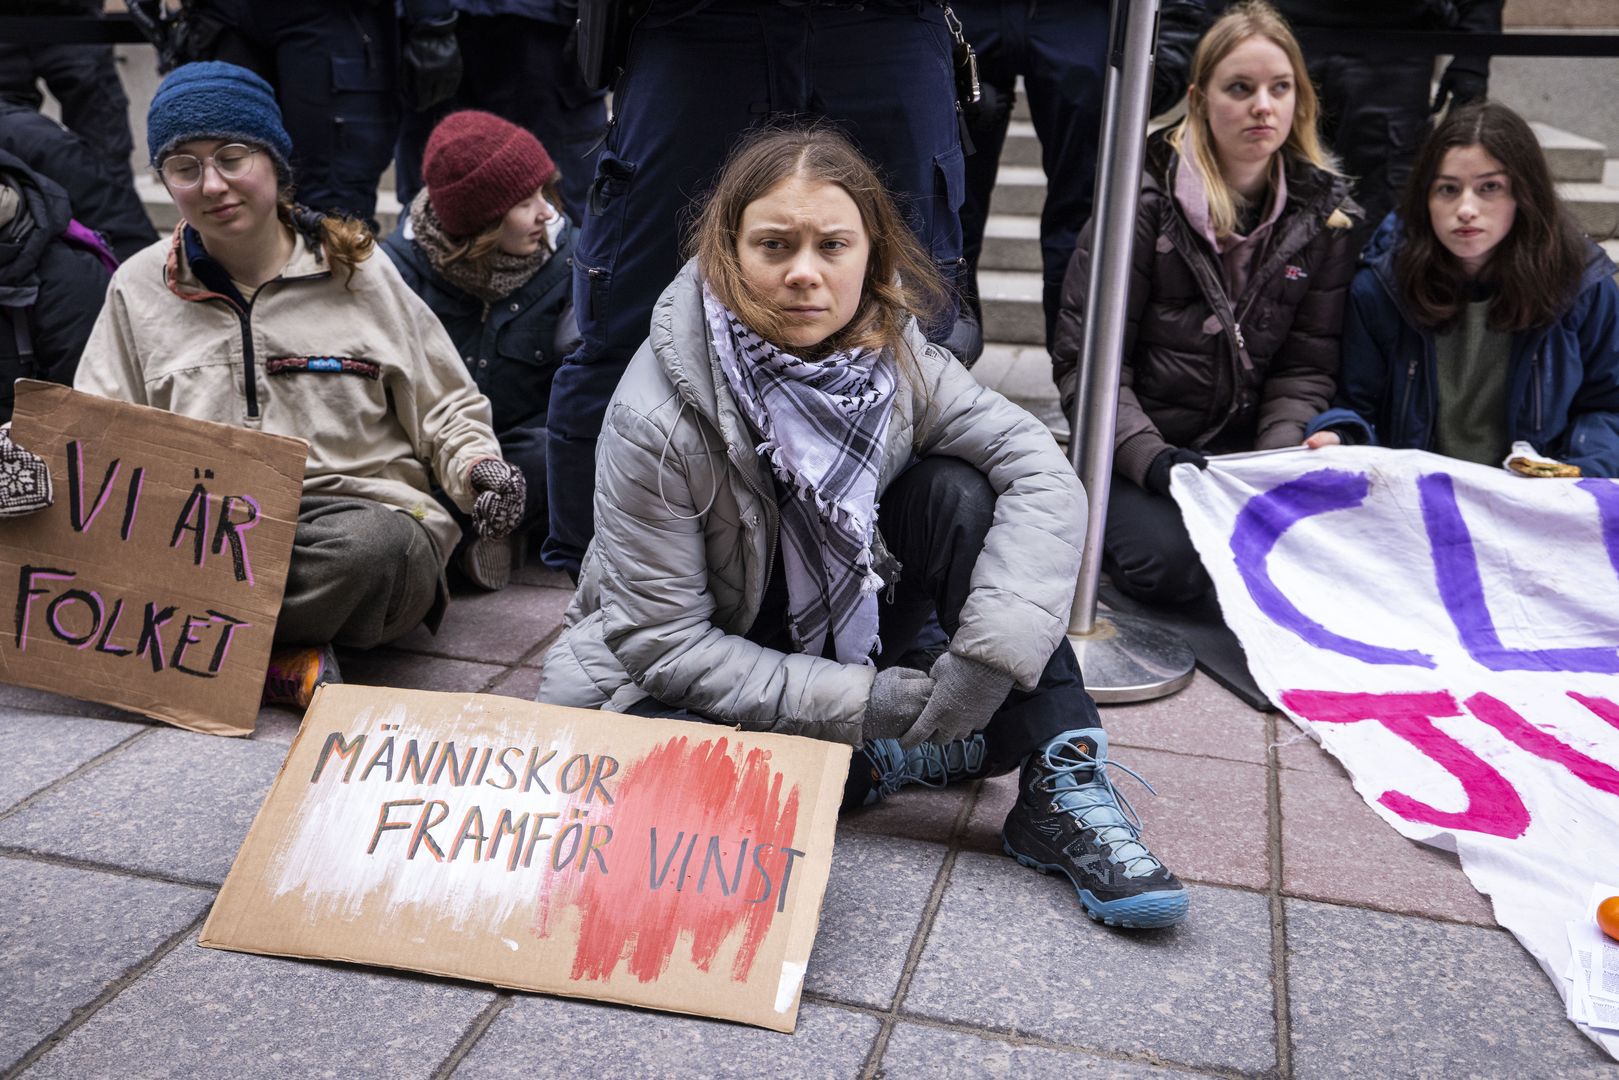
[536,261,1086,745]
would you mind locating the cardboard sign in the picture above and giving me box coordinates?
[0,381,305,736]
[201,685,852,1032]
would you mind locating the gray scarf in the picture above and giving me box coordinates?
[704,286,896,665]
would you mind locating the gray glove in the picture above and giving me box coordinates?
[0,425,52,517]
[469,458,526,539]
[862,666,935,742]
[900,651,1014,749]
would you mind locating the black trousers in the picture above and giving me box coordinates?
[626,457,1100,798]
[1101,478,1212,608]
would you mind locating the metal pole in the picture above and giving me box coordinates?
[1065,0,1196,702]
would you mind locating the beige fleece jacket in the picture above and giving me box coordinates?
[74,226,500,564]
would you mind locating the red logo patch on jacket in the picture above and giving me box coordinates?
[1284,265,1308,281]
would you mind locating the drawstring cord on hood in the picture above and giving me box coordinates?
[657,398,723,522]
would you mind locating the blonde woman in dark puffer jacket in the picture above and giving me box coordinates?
[1052,1,1358,608]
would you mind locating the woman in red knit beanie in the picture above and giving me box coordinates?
[383,110,577,590]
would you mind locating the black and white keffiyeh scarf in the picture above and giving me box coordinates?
[703,286,897,665]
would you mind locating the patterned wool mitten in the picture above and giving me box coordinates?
[0,426,52,517]
[469,458,527,539]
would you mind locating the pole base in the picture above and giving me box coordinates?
[1066,610,1196,704]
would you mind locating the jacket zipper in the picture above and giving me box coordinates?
[227,294,260,420]
[731,453,779,614]
[1531,350,1544,431]
[1398,356,1418,443]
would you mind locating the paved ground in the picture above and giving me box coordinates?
[5,351,1619,1079]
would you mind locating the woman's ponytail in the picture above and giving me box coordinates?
[276,197,375,286]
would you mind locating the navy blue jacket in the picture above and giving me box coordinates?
[1308,213,1619,477]
[382,217,578,436]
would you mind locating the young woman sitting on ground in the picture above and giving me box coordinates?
[1051,0,1358,608]
[535,124,1189,929]
[1304,101,1619,477]
[383,110,577,590]
[62,62,519,709]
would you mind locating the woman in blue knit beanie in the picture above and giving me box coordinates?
[57,61,526,714]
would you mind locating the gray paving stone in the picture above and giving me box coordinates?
[805,831,944,1007]
[338,648,506,694]
[905,855,1275,1074]
[1286,899,1617,1079]
[391,585,572,665]
[485,664,541,702]
[0,683,147,723]
[450,997,879,1080]
[510,562,575,590]
[1100,672,1270,766]
[24,934,496,1080]
[881,1023,1213,1078]
[0,728,288,884]
[0,857,210,1073]
[246,704,303,746]
[0,710,146,812]
[837,779,971,845]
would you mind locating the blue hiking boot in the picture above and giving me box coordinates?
[860,734,989,806]
[1001,728,1188,929]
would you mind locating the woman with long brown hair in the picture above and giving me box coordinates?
[1052,0,1358,608]
[1306,101,1619,476]
[537,124,1189,929]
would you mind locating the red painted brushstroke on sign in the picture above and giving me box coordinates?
[533,734,802,985]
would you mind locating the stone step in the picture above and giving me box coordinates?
[987,164,1047,217]
[1531,121,1608,183]
[1558,159,1619,237]
[1001,120,1042,167]
[978,213,1042,271]
[976,269,1045,345]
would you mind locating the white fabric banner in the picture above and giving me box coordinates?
[1172,446,1619,1058]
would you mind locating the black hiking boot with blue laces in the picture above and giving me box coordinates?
[1001,727,1188,928]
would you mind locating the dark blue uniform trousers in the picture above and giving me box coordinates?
[954,0,1108,351]
[204,0,401,225]
[542,0,966,575]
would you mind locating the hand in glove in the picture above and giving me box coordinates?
[900,651,1013,750]
[0,425,53,517]
[1143,446,1208,497]
[862,666,935,742]
[402,16,463,111]
[469,457,526,539]
[1432,64,1487,114]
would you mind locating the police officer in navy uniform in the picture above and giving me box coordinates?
[541,0,969,577]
